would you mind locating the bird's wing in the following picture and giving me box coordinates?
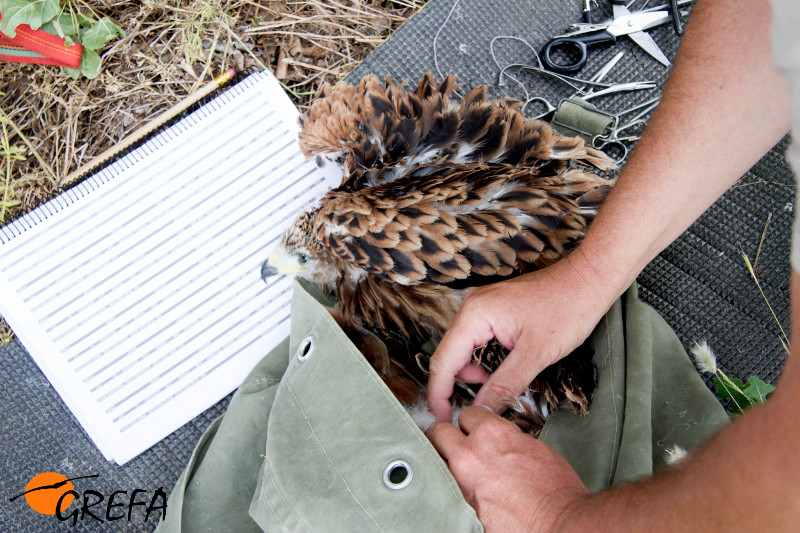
[298,74,614,190]
[315,163,613,285]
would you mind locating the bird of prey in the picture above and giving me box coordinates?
[261,73,614,435]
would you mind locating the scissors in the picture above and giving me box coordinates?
[541,0,689,74]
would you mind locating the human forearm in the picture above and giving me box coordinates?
[572,0,790,302]
[557,400,800,532]
[556,272,800,533]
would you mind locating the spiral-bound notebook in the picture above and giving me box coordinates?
[0,70,340,464]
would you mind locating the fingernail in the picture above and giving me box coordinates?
[474,403,494,412]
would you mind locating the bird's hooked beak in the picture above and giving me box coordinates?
[260,251,307,284]
[260,254,280,282]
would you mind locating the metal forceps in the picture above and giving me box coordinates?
[541,0,693,74]
[593,96,661,162]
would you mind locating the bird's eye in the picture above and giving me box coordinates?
[298,253,308,264]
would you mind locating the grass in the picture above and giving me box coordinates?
[741,246,791,354]
[0,0,425,342]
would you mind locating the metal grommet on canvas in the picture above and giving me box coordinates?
[296,335,315,362]
[383,460,413,490]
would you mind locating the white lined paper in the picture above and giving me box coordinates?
[0,71,340,464]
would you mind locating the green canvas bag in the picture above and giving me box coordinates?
[155,279,729,532]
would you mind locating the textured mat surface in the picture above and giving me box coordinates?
[1,0,793,531]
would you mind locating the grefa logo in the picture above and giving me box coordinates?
[8,471,167,525]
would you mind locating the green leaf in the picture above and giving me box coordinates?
[40,13,79,38]
[80,17,125,51]
[714,376,752,414]
[75,13,95,27]
[7,145,27,159]
[713,376,743,399]
[0,0,61,37]
[63,48,101,79]
[742,376,775,404]
[63,65,80,80]
[80,49,101,78]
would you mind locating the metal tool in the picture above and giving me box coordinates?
[592,96,661,162]
[540,0,690,74]
[636,0,691,34]
[528,53,656,148]
[527,80,655,119]
[525,53,623,120]
[499,62,655,97]
[491,36,609,102]
[670,0,684,34]
[523,52,656,119]
[582,0,597,23]
[634,0,695,15]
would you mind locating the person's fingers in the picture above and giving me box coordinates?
[455,363,490,383]
[455,404,503,434]
[425,422,465,461]
[426,355,462,423]
[473,339,547,411]
[428,311,496,422]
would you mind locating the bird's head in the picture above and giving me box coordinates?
[260,247,317,280]
[260,208,337,291]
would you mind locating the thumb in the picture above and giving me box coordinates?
[473,339,548,412]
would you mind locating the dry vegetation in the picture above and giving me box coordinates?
[0,0,425,344]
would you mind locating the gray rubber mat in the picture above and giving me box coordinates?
[1,1,793,531]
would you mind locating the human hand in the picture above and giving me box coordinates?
[426,406,588,532]
[427,250,615,422]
